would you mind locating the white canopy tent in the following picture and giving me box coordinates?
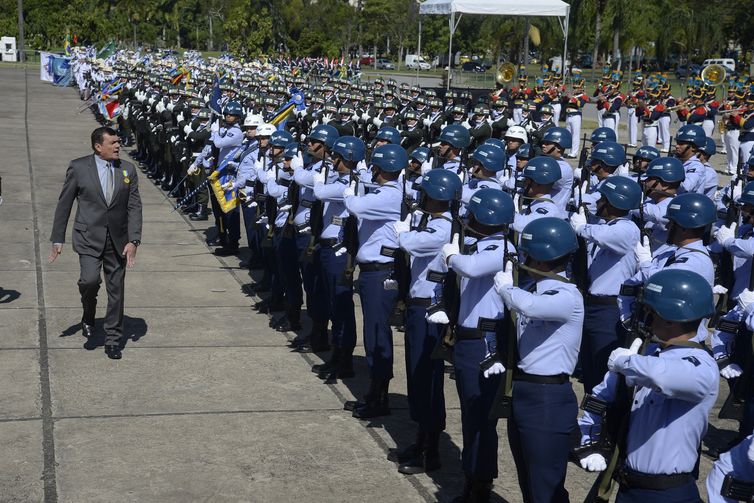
[418,0,571,88]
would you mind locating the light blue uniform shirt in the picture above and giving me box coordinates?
[265,167,292,228]
[448,235,514,337]
[579,335,718,475]
[232,139,259,190]
[706,434,754,503]
[578,217,640,296]
[292,159,328,228]
[512,198,566,234]
[211,124,244,163]
[499,275,584,375]
[718,223,754,301]
[681,156,706,194]
[635,196,672,252]
[552,158,574,211]
[313,172,350,240]
[344,180,402,264]
[398,211,452,299]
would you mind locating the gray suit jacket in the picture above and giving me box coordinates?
[50,154,142,257]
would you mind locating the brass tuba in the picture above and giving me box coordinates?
[701,64,727,87]
[496,62,516,84]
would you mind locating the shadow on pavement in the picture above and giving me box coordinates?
[0,288,21,304]
[59,315,148,350]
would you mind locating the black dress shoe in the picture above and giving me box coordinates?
[293,340,330,353]
[81,322,94,339]
[206,238,223,247]
[343,400,365,412]
[213,246,239,257]
[105,345,122,360]
[398,451,441,474]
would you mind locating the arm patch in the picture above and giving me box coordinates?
[483,244,499,251]
[682,356,701,367]
[536,207,549,214]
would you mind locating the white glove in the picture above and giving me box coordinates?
[634,235,652,266]
[221,181,234,191]
[713,285,729,295]
[383,278,399,290]
[426,310,450,324]
[573,167,583,181]
[716,222,737,246]
[211,120,219,133]
[176,112,184,123]
[343,180,357,198]
[494,262,514,295]
[170,135,177,143]
[570,206,587,234]
[257,216,268,226]
[334,246,347,257]
[183,124,193,135]
[483,359,505,379]
[737,288,754,313]
[322,113,332,125]
[393,214,411,235]
[226,161,239,171]
[461,120,472,130]
[291,152,304,170]
[441,235,460,262]
[525,123,536,133]
[352,113,360,122]
[496,170,510,185]
[312,169,326,185]
[512,192,521,209]
[579,453,607,472]
[506,118,516,127]
[187,164,200,176]
[373,117,383,128]
[423,118,431,127]
[421,160,433,175]
[733,180,744,201]
[721,363,743,379]
[607,337,642,373]
[279,204,292,212]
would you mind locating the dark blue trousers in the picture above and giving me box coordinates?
[241,204,261,256]
[357,268,397,381]
[616,479,700,503]
[279,234,303,308]
[508,380,577,503]
[222,206,241,247]
[453,337,501,481]
[405,305,446,433]
[581,302,625,394]
[268,229,284,301]
[297,235,328,323]
[319,245,356,351]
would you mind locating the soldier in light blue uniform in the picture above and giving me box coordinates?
[511,156,566,234]
[635,157,685,253]
[578,269,718,503]
[570,176,642,393]
[619,192,717,322]
[440,188,516,502]
[714,180,754,302]
[628,145,660,183]
[577,141,628,215]
[674,124,707,195]
[288,124,340,352]
[707,435,754,502]
[209,100,245,256]
[309,136,362,382]
[539,127,574,211]
[498,143,532,194]
[435,124,471,176]
[460,143,505,208]
[494,217,583,503]
[699,137,720,199]
[231,114,262,266]
[342,143,403,419]
[391,169,461,475]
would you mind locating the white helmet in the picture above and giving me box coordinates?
[257,123,277,137]
[243,114,264,128]
[505,125,528,143]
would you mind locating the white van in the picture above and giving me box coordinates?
[405,54,431,70]
[702,58,736,73]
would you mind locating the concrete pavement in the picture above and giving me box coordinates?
[0,66,739,503]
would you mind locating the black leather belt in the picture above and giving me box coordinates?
[586,294,618,306]
[358,261,393,272]
[319,237,339,247]
[617,467,693,491]
[513,370,569,384]
[456,327,485,339]
[300,199,313,208]
[406,297,431,307]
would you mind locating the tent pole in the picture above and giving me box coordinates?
[447,11,454,91]
[562,6,569,79]
[416,16,422,84]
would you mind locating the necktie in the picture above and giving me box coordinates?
[105,162,114,204]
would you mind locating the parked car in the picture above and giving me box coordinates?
[461,61,485,73]
[405,54,431,70]
[359,56,374,66]
[376,58,395,70]
[478,60,494,70]
[675,63,701,79]
[578,54,593,68]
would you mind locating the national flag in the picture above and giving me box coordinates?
[97,41,116,60]
[63,32,72,57]
[208,73,223,116]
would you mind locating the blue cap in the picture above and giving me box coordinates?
[520,217,578,261]
[370,144,408,173]
[467,188,515,226]
[597,176,642,210]
[522,156,562,184]
[643,269,714,321]
[420,169,462,201]
[666,192,716,228]
[472,143,506,173]
[332,135,366,162]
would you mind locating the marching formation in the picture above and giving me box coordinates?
[69,49,754,502]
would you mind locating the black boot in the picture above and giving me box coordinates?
[320,348,355,382]
[293,319,329,353]
[398,431,441,474]
[388,430,426,463]
[275,305,302,332]
[312,347,340,374]
[468,480,492,503]
[451,478,474,503]
[352,379,390,419]
[189,205,209,221]
[344,378,377,411]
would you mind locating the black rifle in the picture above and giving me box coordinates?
[429,199,463,362]
[387,176,414,326]
[712,174,744,327]
[261,157,281,249]
[301,158,330,262]
[338,169,360,287]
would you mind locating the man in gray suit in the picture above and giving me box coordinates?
[49,126,143,359]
